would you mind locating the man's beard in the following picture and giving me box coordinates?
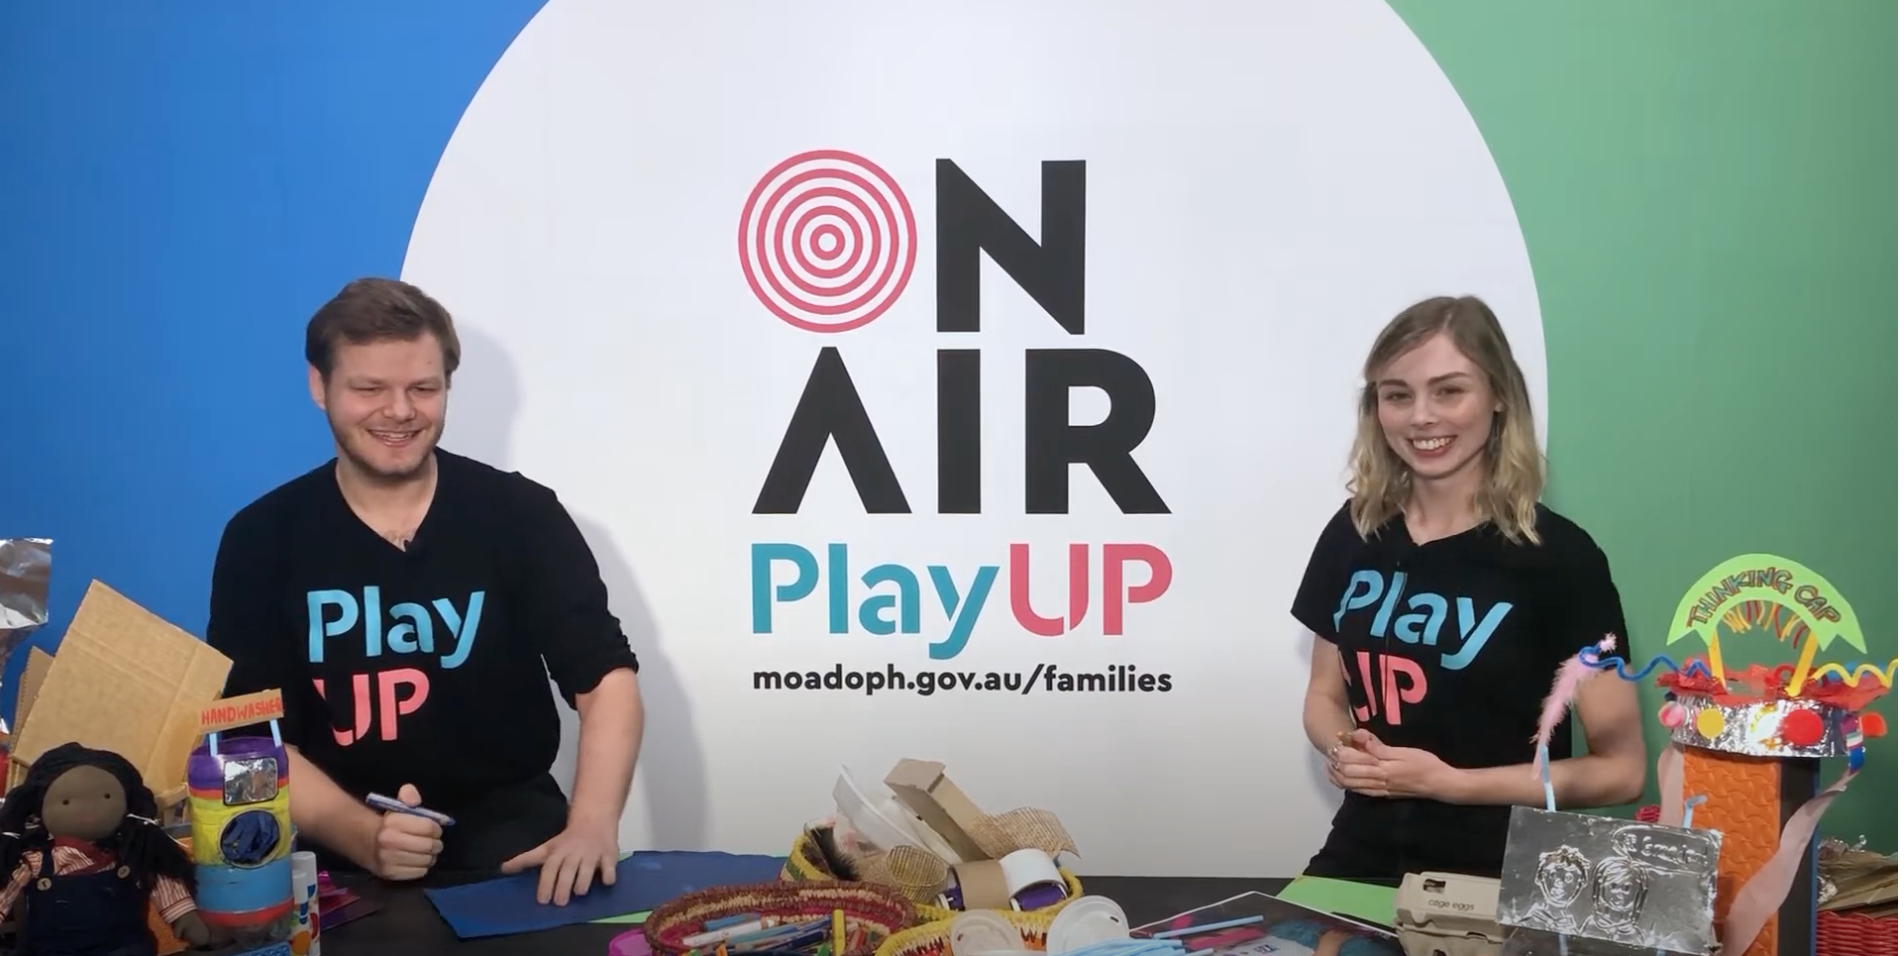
[331,416,439,484]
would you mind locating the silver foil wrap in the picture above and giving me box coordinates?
[1667,693,1851,758]
[1502,926,1707,956]
[1498,806,1721,956]
[0,538,53,734]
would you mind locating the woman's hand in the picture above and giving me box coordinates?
[1325,735,1386,795]
[1331,729,1465,801]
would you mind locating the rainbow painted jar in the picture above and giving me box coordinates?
[188,736,295,944]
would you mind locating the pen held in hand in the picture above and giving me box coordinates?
[365,792,456,827]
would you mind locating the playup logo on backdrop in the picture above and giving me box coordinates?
[743,149,1173,665]
[399,0,1547,875]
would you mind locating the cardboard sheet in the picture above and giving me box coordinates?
[9,581,232,800]
[422,851,787,939]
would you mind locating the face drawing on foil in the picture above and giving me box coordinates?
[1534,845,1590,907]
[1587,856,1649,934]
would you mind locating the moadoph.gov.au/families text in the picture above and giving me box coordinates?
[752,662,1173,696]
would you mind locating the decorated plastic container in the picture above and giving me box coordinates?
[187,736,295,944]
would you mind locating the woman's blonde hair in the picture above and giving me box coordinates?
[1347,295,1545,543]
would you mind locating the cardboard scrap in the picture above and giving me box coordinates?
[850,759,1080,905]
[8,580,252,807]
[1820,839,1899,915]
[884,759,992,863]
[15,647,54,735]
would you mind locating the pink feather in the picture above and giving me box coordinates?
[1533,635,1620,753]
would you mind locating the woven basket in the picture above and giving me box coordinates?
[874,910,1057,956]
[782,830,1084,922]
[782,831,837,884]
[644,880,918,956]
[1817,910,1899,956]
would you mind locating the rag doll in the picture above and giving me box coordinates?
[0,743,210,956]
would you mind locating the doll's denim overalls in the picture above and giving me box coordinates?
[19,848,154,956]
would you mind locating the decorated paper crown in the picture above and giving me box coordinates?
[1502,553,1900,956]
[1593,554,1895,765]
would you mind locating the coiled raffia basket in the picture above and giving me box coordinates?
[781,830,1084,922]
[874,910,1057,956]
[644,880,918,956]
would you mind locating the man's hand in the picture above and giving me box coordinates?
[500,812,621,906]
[1347,730,1462,801]
[371,784,443,881]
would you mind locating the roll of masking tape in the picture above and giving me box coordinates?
[996,848,1068,911]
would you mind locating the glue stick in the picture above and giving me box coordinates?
[291,851,321,956]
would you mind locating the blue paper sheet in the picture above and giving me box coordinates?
[423,850,788,938]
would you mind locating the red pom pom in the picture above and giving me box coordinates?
[1860,711,1888,738]
[1780,709,1825,747]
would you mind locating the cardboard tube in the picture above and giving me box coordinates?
[951,861,1013,911]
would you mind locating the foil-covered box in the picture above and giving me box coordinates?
[1668,693,1851,758]
[1497,806,1721,956]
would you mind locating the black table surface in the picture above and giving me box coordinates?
[321,876,1294,956]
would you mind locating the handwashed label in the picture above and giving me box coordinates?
[199,689,286,733]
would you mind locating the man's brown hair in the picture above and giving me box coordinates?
[305,277,462,381]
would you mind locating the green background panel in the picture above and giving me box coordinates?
[1388,0,1899,849]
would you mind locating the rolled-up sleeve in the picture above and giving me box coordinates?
[516,485,640,706]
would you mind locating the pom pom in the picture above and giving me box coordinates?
[1658,701,1685,728]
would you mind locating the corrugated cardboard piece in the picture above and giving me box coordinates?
[13,647,55,736]
[9,580,234,806]
[884,759,992,863]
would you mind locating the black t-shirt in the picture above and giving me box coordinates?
[206,449,640,868]
[1290,500,1629,881]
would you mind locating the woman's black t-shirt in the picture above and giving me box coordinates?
[1290,500,1631,882]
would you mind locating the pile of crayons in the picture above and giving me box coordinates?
[681,909,862,956]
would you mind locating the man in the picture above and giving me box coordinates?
[206,277,644,906]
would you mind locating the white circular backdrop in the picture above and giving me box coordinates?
[403,0,1546,877]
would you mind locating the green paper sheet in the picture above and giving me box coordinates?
[1274,876,1397,926]
[589,851,650,923]
[593,909,651,925]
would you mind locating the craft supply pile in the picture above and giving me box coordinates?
[0,538,1898,956]
[0,546,341,956]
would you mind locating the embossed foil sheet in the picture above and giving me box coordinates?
[1501,926,1717,956]
[1668,692,1851,758]
[1498,806,1721,956]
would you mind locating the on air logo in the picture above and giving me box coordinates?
[743,149,1172,660]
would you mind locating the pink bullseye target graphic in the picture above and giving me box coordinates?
[738,149,917,333]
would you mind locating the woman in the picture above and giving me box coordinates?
[1291,295,1646,884]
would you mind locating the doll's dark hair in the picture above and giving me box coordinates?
[0,743,196,894]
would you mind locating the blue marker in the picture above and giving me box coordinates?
[366,792,456,827]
